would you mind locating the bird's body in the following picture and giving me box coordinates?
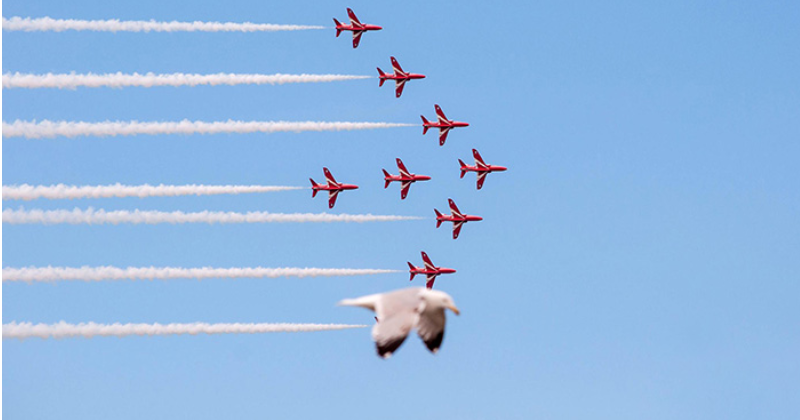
[338,287,460,358]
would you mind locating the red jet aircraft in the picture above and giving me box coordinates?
[382,158,431,200]
[377,57,426,98]
[459,149,508,190]
[421,104,470,146]
[434,199,483,239]
[333,8,382,48]
[407,251,456,289]
[310,167,358,209]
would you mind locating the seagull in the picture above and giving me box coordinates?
[338,287,460,358]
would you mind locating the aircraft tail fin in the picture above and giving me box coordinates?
[421,115,430,134]
[310,179,319,197]
[382,169,391,188]
[407,262,416,281]
[434,209,443,228]
[333,19,342,37]
[377,68,386,86]
[458,159,467,178]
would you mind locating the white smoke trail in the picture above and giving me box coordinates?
[2,207,422,225]
[2,266,400,283]
[2,120,415,139]
[2,16,325,33]
[3,72,372,89]
[3,321,367,340]
[3,184,304,201]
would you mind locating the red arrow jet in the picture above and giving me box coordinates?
[310,167,358,209]
[333,8,382,48]
[377,57,426,98]
[407,251,456,289]
[421,104,470,146]
[434,199,483,239]
[382,158,431,200]
[459,149,507,190]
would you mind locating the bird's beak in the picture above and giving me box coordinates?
[448,305,460,316]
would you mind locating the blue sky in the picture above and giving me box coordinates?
[3,1,799,419]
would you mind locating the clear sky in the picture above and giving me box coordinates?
[3,1,799,419]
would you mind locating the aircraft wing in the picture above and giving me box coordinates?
[323,167,338,186]
[473,149,488,167]
[352,31,363,48]
[448,199,464,217]
[438,127,450,146]
[395,79,406,98]
[421,252,435,270]
[476,172,488,190]
[452,221,464,239]
[391,56,405,75]
[435,104,448,123]
[328,190,339,209]
[347,8,362,26]
[400,181,411,200]
[426,274,437,289]
[396,158,411,177]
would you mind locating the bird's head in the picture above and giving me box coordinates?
[420,289,460,315]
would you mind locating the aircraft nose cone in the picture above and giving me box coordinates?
[476,216,484,221]
[375,26,383,30]
[420,176,431,181]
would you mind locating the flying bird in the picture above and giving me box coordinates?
[333,8,382,48]
[338,287,460,358]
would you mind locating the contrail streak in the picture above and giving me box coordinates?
[2,266,401,283]
[3,321,367,340]
[3,184,304,201]
[3,72,372,89]
[2,16,325,32]
[2,120,415,139]
[2,207,422,225]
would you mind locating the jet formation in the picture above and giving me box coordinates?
[329,8,509,357]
